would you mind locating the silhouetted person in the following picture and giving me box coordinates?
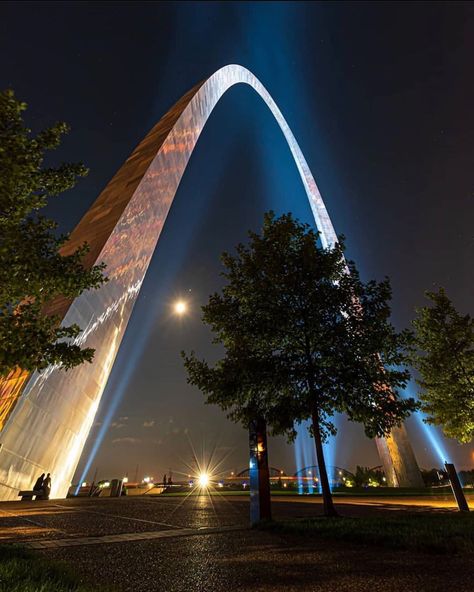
[33,473,45,496]
[163,474,167,486]
[42,473,51,500]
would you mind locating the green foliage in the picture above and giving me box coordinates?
[0,89,106,376]
[258,513,474,555]
[183,212,417,515]
[459,469,474,486]
[353,465,385,487]
[412,288,474,443]
[420,468,447,487]
[184,212,417,440]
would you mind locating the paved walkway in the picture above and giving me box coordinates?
[1,495,473,591]
[0,493,469,546]
[23,524,243,549]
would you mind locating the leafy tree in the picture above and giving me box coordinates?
[0,89,106,377]
[183,341,290,520]
[183,212,417,516]
[353,465,385,488]
[412,288,474,443]
[421,468,447,487]
[459,470,474,487]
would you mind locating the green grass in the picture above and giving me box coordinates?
[329,486,463,497]
[0,545,97,592]
[158,486,474,502]
[258,513,474,555]
[155,486,472,498]
[271,486,471,497]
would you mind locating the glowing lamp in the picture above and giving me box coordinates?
[198,473,209,488]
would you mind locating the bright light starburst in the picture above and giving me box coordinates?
[174,300,187,315]
[198,472,210,488]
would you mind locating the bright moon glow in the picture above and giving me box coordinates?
[174,300,187,315]
[198,473,210,488]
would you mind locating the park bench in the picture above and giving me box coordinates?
[18,490,40,501]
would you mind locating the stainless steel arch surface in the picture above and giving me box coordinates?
[0,65,421,500]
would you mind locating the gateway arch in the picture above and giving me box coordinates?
[0,65,423,500]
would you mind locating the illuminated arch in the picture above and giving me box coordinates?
[0,65,421,500]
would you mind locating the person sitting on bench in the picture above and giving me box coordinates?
[32,473,45,497]
[41,473,51,500]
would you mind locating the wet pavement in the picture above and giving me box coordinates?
[0,494,473,591]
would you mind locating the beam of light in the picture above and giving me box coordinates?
[322,416,339,492]
[74,246,197,493]
[400,381,467,486]
[294,416,338,494]
[402,382,451,467]
[414,413,451,467]
[74,314,152,494]
[294,421,306,494]
[302,425,315,494]
[411,411,467,487]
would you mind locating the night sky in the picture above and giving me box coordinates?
[1,1,473,482]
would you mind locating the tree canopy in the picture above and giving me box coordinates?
[183,212,418,516]
[412,288,474,443]
[0,89,106,377]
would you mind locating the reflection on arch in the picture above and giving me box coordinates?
[0,65,421,500]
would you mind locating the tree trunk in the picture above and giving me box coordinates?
[249,417,272,524]
[311,410,338,517]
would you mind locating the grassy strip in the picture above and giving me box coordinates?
[0,545,97,592]
[157,486,471,497]
[330,486,468,497]
[258,513,474,554]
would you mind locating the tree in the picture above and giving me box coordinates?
[183,212,417,516]
[412,288,474,443]
[0,89,106,376]
[353,465,385,488]
[183,343,290,521]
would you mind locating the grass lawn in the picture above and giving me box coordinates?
[258,512,474,554]
[0,545,98,592]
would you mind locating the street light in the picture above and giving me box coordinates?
[198,472,210,488]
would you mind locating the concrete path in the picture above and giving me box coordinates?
[1,495,473,591]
